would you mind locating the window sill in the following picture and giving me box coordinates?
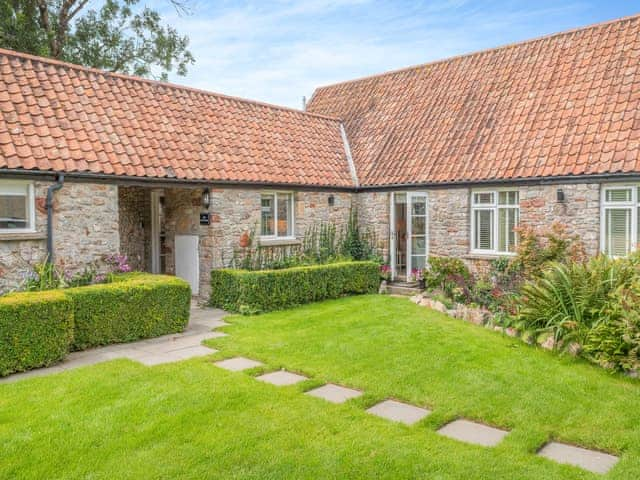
[0,232,46,241]
[258,237,300,247]
[463,252,515,261]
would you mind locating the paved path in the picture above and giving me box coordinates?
[213,356,620,475]
[0,306,228,384]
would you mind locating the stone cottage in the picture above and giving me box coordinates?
[1,14,640,296]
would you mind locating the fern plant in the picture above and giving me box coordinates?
[517,256,631,347]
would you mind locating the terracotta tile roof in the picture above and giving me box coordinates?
[308,14,640,187]
[0,48,352,187]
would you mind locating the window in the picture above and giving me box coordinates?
[601,186,639,257]
[0,181,35,233]
[260,192,294,238]
[471,190,519,254]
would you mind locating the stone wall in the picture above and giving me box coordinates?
[354,183,603,276]
[0,178,606,296]
[118,187,152,271]
[519,183,600,256]
[0,180,119,293]
[160,187,354,298]
[355,191,390,259]
[428,188,470,258]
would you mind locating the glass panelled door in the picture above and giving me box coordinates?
[407,192,428,276]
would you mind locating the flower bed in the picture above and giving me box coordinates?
[414,224,640,377]
[0,274,191,377]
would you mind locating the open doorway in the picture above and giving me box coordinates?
[150,190,167,274]
[390,192,428,281]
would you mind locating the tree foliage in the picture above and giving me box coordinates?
[0,0,194,79]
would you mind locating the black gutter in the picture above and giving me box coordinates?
[2,168,640,193]
[354,172,640,192]
[46,174,64,263]
[0,169,356,192]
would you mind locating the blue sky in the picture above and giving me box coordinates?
[154,0,639,108]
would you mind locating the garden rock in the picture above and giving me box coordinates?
[567,342,582,357]
[457,305,490,326]
[409,294,423,304]
[379,280,389,294]
[505,327,519,338]
[420,298,448,313]
[538,334,563,351]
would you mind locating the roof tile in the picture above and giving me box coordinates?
[308,14,640,185]
[0,48,349,187]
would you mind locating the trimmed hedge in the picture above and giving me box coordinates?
[0,290,74,377]
[68,274,191,350]
[210,261,380,313]
[0,273,191,377]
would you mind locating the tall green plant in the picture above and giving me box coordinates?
[339,208,379,261]
[517,256,632,347]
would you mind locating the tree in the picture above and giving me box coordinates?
[0,0,194,79]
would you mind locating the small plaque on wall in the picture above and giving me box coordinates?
[199,212,210,225]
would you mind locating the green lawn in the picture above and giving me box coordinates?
[1,295,639,479]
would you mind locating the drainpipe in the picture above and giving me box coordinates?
[46,174,65,263]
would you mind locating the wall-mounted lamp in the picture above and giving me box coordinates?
[328,195,335,207]
[556,188,565,203]
[202,188,210,210]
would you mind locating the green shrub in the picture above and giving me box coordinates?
[516,256,633,348]
[0,291,74,376]
[210,261,380,313]
[584,282,640,371]
[424,256,472,302]
[67,274,191,350]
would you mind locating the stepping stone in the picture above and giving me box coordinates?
[366,399,431,425]
[305,383,362,404]
[437,419,509,447]
[214,357,263,372]
[256,370,308,386]
[537,442,619,475]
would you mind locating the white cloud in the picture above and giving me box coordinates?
[149,0,607,108]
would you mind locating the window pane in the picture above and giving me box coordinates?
[473,192,494,205]
[498,207,518,253]
[411,236,427,255]
[411,197,426,216]
[411,255,426,270]
[0,194,28,229]
[261,195,274,236]
[606,189,632,203]
[474,209,493,250]
[498,191,518,205]
[605,208,631,256]
[277,194,293,237]
[412,215,426,234]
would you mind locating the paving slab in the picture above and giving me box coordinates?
[305,384,363,404]
[214,357,264,372]
[437,419,509,447]
[256,370,308,386]
[537,442,619,474]
[366,399,431,425]
[0,305,230,382]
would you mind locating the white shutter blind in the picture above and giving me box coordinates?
[475,209,493,250]
[606,208,631,257]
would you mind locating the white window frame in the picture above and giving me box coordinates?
[470,188,519,255]
[260,191,295,240]
[600,184,638,257]
[0,180,36,234]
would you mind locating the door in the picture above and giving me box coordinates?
[175,234,199,295]
[407,192,428,277]
[390,193,407,281]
